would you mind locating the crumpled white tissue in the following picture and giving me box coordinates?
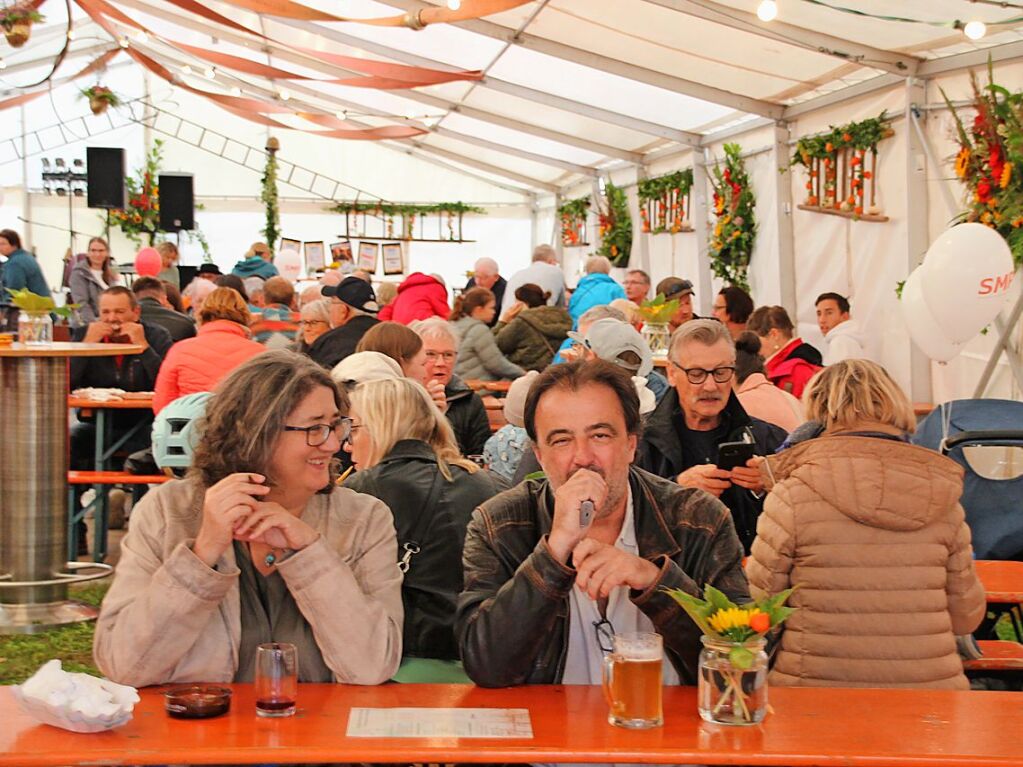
[12,659,139,733]
[632,376,657,415]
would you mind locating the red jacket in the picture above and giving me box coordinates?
[764,338,821,399]
[153,320,266,413]
[378,272,450,324]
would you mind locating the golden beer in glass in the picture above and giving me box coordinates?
[601,632,663,729]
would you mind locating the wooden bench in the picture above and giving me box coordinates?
[963,639,1023,670]
[68,471,171,562]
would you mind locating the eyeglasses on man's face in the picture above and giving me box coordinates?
[669,361,736,385]
[298,319,328,327]
[283,417,352,446]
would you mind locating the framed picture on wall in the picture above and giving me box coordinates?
[382,242,404,275]
[304,241,326,272]
[357,241,379,273]
[330,240,353,264]
[279,237,301,255]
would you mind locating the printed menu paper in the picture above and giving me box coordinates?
[347,707,533,738]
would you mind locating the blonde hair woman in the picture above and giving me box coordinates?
[95,351,403,686]
[748,359,985,689]
[343,377,504,681]
[153,287,265,414]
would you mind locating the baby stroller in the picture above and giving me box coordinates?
[914,399,1023,563]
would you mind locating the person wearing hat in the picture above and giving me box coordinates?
[482,370,538,483]
[231,242,279,280]
[308,276,380,370]
[567,317,667,408]
[655,276,697,332]
[182,263,223,311]
[330,351,403,389]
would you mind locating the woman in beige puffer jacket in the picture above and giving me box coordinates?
[748,360,985,689]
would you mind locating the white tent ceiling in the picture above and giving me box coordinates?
[5,0,1023,197]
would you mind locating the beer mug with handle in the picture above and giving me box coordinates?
[601,632,664,729]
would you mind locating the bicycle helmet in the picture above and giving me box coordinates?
[151,392,211,471]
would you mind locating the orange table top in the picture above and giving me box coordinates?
[976,559,1023,603]
[0,342,143,357]
[68,395,154,410]
[2,683,1023,766]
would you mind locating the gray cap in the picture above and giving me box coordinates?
[568,318,653,377]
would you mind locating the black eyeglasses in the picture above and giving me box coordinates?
[594,618,616,654]
[669,361,736,385]
[283,417,352,446]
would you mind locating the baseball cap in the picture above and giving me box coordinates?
[503,370,539,428]
[322,276,380,314]
[197,263,222,276]
[568,318,653,377]
[330,351,402,388]
[659,278,694,299]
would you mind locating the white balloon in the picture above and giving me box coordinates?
[274,249,302,281]
[901,266,963,363]
[921,223,1015,344]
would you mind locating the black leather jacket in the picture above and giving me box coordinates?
[456,467,749,687]
[345,440,506,661]
[444,375,491,457]
[636,390,787,554]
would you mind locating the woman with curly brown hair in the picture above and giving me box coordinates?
[95,351,403,687]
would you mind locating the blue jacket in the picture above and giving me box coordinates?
[230,256,278,280]
[1,248,51,298]
[567,272,625,326]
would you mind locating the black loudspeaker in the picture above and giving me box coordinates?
[158,173,194,232]
[86,147,125,209]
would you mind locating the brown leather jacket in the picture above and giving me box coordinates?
[456,467,749,687]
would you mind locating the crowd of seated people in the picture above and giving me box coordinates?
[0,226,987,693]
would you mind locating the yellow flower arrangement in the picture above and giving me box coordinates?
[1001,163,1013,189]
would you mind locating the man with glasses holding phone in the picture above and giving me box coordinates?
[457,359,747,688]
[637,319,787,553]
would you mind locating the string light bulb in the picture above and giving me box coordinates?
[66,29,76,40]
[757,0,778,22]
[204,66,216,79]
[230,86,241,97]
[447,0,461,9]
[118,36,130,48]
[278,88,290,101]
[964,20,986,40]
[181,64,192,76]
[335,110,347,120]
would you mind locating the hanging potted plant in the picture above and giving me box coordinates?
[5,288,77,347]
[80,85,121,116]
[1,4,43,48]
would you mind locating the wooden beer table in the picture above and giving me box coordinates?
[2,683,1022,766]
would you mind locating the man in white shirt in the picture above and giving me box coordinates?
[816,292,869,364]
[456,359,748,687]
[500,244,566,315]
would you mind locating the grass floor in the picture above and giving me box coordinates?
[0,582,109,685]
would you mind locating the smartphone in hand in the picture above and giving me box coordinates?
[716,440,756,471]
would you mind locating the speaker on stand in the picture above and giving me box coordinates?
[86,147,125,209]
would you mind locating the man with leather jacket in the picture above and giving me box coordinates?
[456,359,748,687]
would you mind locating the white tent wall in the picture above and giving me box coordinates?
[786,86,913,394]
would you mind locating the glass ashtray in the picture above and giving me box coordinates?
[164,685,232,719]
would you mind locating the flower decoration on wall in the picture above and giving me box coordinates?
[558,196,590,247]
[638,169,693,234]
[596,180,632,268]
[791,112,891,220]
[943,63,1023,268]
[709,143,756,291]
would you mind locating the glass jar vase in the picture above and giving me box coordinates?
[18,311,53,346]
[641,321,671,357]
[698,635,768,726]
